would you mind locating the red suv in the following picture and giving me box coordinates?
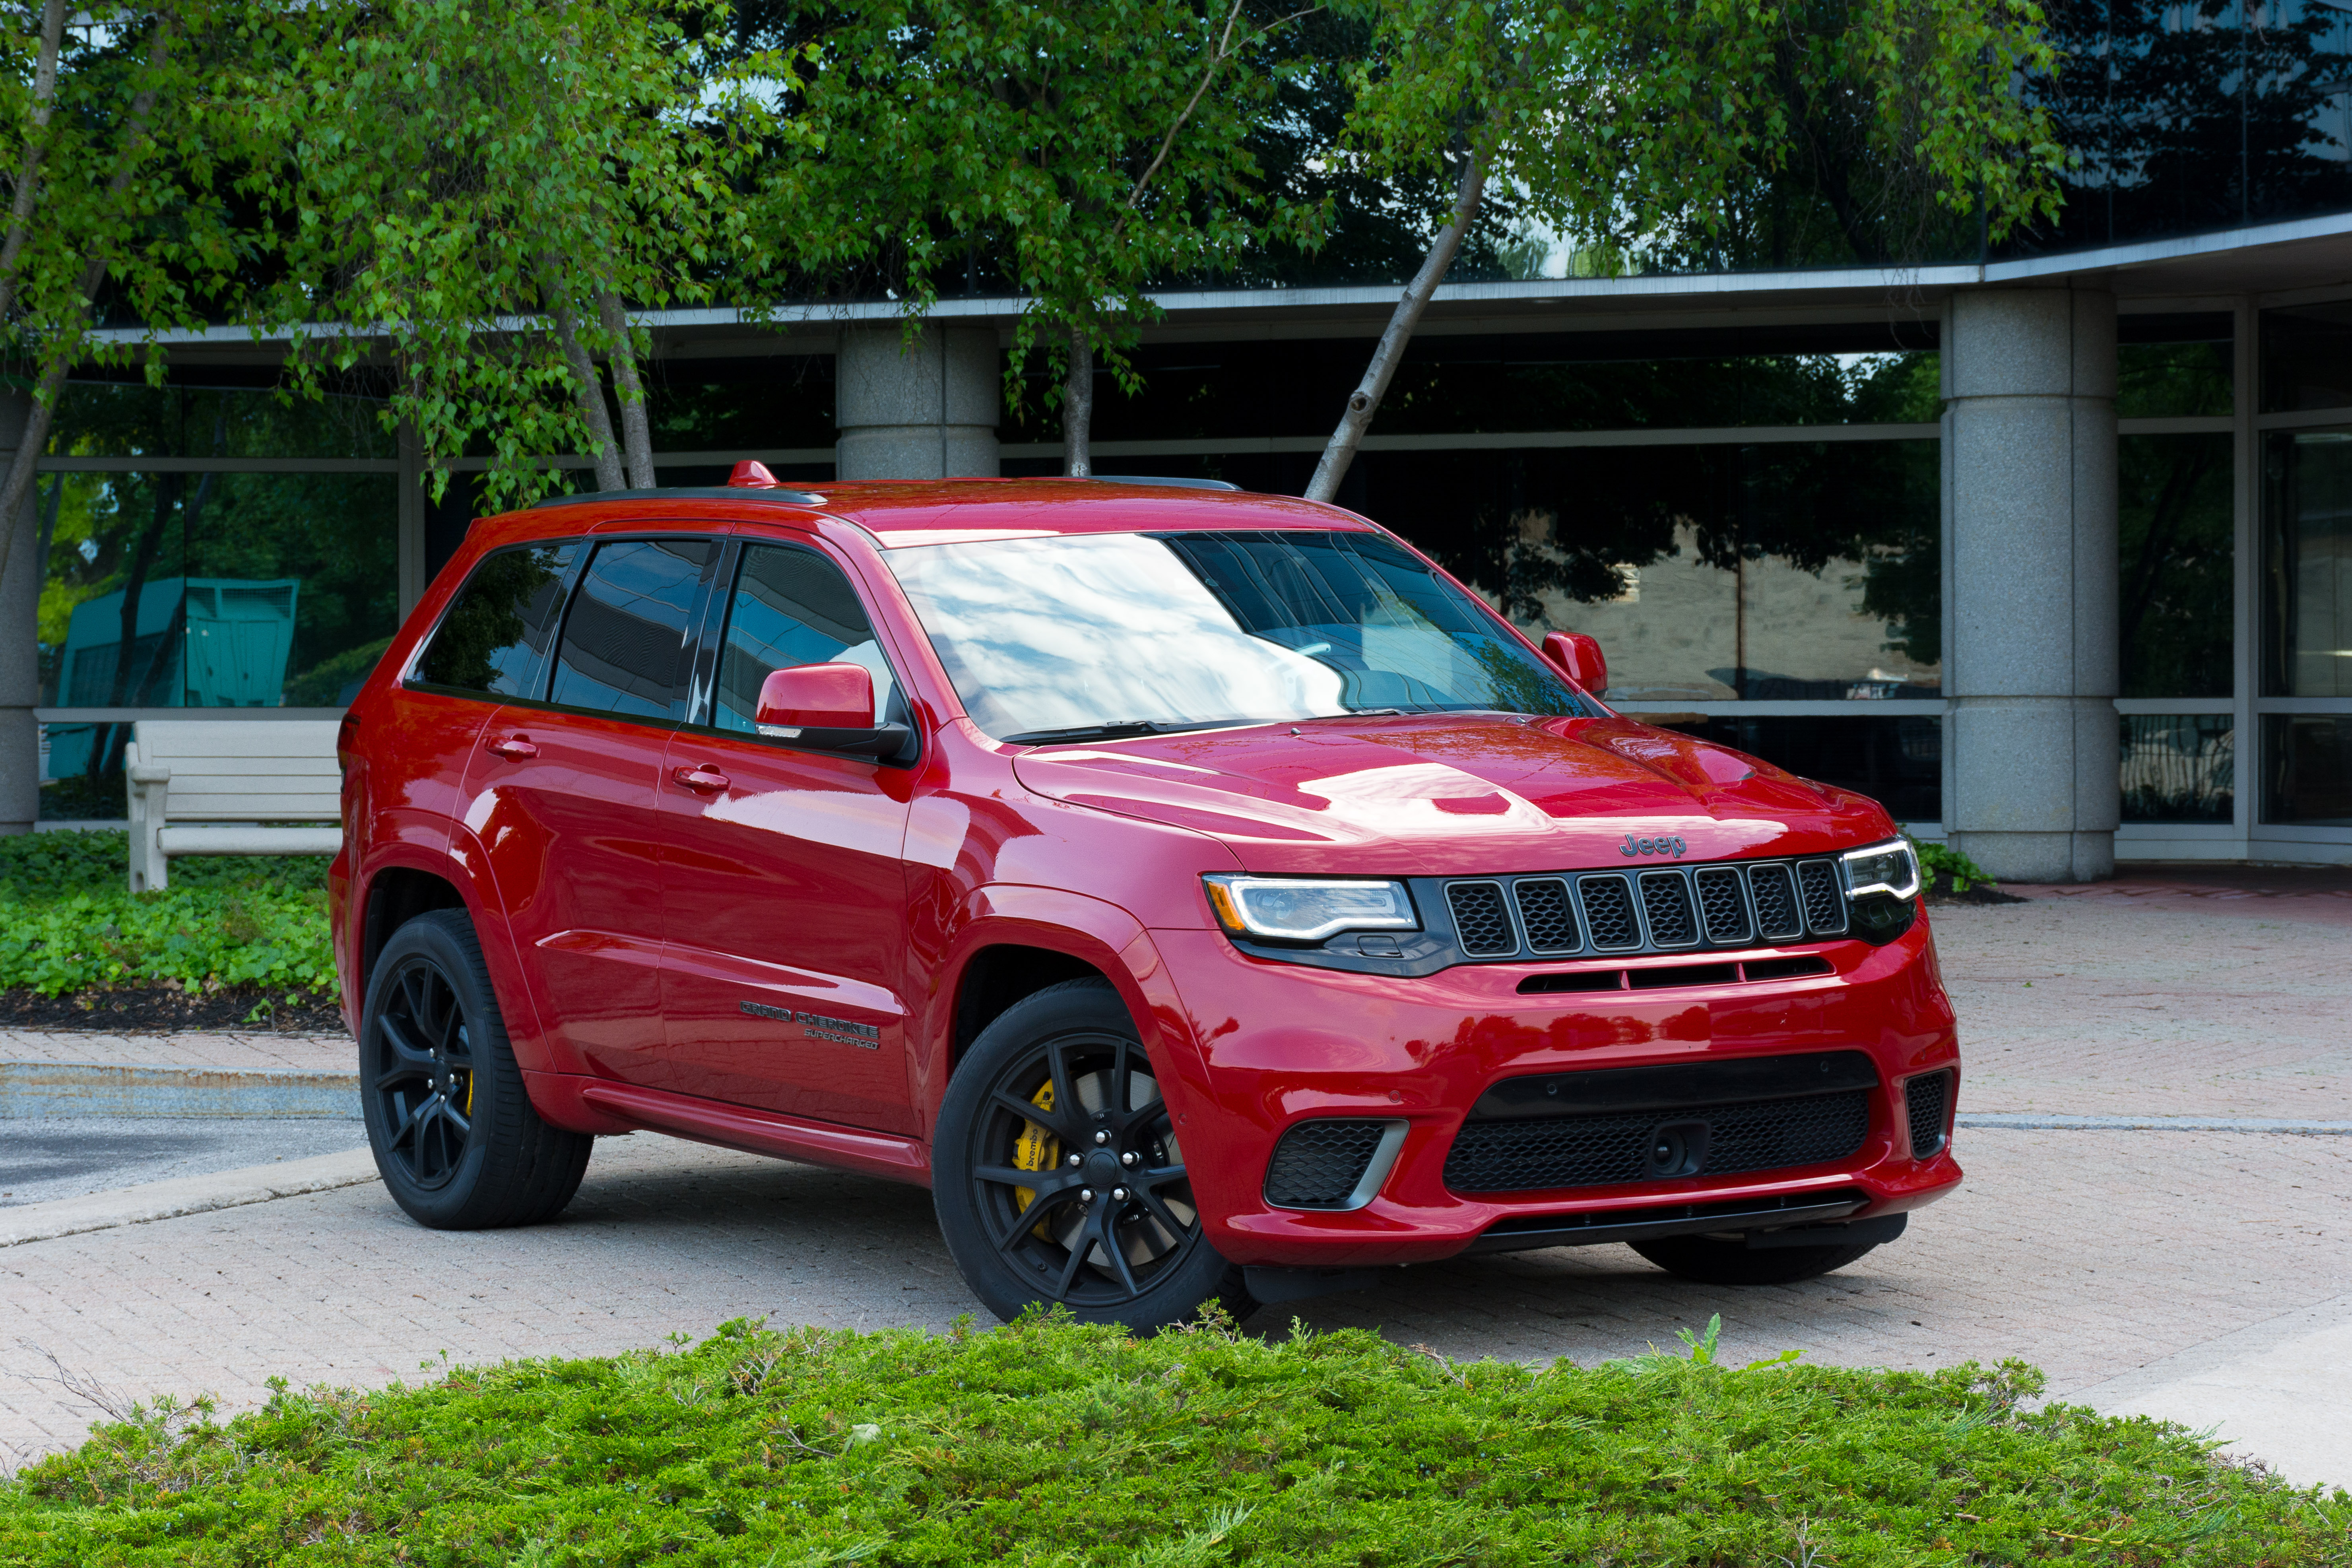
[333,473,1959,1329]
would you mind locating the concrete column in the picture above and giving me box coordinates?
[1941,286,2119,883]
[834,325,999,479]
[0,389,36,836]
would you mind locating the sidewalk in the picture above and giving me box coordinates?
[0,1031,354,1120]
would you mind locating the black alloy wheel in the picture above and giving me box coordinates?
[371,955,475,1191]
[934,979,1254,1329]
[359,910,592,1230]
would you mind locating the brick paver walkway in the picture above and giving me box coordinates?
[4,886,2349,1468]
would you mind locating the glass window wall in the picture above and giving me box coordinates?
[2263,714,2352,825]
[2121,433,2234,699]
[2122,715,2236,823]
[2261,428,2352,698]
[35,469,399,817]
[1659,716,1943,825]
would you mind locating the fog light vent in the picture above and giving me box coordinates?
[1264,1119,1401,1210]
[1906,1069,1952,1159]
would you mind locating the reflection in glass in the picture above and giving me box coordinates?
[548,539,714,719]
[2121,433,2233,698]
[2121,716,2234,823]
[46,379,394,460]
[886,530,1591,740]
[1658,715,1942,824]
[1373,441,1940,701]
[2117,332,2233,419]
[714,544,897,732]
[2263,714,2352,825]
[34,471,400,816]
[414,543,578,697]
[2262,429,2352,697]
[2261,301,2352,413]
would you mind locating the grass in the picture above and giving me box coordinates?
[0,831,334,998]
[3,1314,2342,1566]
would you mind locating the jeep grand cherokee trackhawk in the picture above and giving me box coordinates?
[333,468,1959,1329]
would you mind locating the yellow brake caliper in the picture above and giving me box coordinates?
[1011,1082,1060,1239]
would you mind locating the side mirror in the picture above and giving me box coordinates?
[753,664,912,760]
[1541,631,1608,696]
[757,663,873,731]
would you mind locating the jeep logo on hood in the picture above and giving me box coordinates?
[1620,832,1688,858]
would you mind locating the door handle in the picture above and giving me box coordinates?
[485,734,538,762]
[671,763,731,794]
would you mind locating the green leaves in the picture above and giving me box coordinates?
[0,831,332,996]
[3,1316,2337,1565]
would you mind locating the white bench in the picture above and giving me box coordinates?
[124,719,345,892]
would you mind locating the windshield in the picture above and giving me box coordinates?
[884,528,1595,741]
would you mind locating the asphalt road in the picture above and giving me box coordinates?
[0,1117,371,1208]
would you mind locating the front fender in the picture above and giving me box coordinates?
[913,885,1214,1150]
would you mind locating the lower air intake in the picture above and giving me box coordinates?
[1264,1119,1392,1209]
[1906,1070,1952,1158]
[1443,1089,1871,1194]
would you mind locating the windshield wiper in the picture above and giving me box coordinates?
[1005,719,1258,745]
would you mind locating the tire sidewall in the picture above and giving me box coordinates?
[359,912,505,1227]
[932,981,1241,1329]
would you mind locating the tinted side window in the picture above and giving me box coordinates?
[414,541,578,696]
[714,543,898,732]
[547,538,716,720]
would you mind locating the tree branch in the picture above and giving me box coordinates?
[1305,145,1486,505]
[598,290,656,490]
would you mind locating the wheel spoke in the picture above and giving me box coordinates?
[1134,1186,1190,1245]
[1052,1213,1098,1297]
[1133,1160,1186,1190]
[989,1088,1080,1147]
[439,1096,471,1141]
[1102,1215,1143,1296]
[973,1163,1078,1197]
[374,1014,437,1083]
[448,1019,474,1069]
[387,1093,427,1155]
[1042,1039,1087,1139]
[985,1182,1075,1256]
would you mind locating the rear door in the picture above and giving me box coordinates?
[656,537,918,1131]
[459,534,721,1083]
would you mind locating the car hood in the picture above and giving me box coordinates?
[1009,713,1896,875]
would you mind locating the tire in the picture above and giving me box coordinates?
[1630,1233,1881,1286]
[933,978,1256,1330]
[359,908,592,1230]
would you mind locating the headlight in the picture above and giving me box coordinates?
[1202,875,1419,943]
[1840,839,1921,901]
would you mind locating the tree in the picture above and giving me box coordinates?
[770,0,1318,475]
[1303,0,2067,503]
[0,3,257,601]
[252,0,777,506]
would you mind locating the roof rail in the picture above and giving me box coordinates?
[1090,475,1242,492]
[528,486,827,510]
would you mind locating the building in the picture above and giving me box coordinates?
[4,4,2348,878]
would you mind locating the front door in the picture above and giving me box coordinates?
[461,535,718,1083]
[657,539,917,1132]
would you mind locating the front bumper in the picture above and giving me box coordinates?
[1149,912,1960,1268]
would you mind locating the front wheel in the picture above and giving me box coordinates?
[932,978,1254,1330]
[1630,1232,1881,1286]
[359,909,592,1230]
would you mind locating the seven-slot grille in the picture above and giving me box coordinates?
[1438,857,1849,962]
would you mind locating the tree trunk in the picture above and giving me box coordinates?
[541,265,626,493]
[1063,325,1094,477]
[1305,151,1488,505]
[0,0,71,326]
[598,291,656,490]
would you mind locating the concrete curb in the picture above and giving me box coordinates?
[0,1149,382,1248]
[1959,1113,2352,1135]
[0,1062,360,1119]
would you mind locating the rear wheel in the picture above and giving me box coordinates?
[1630,1233,1880,1286]
[359,909,591,1230]
[933,978,1254,1329]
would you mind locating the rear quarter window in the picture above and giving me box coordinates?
[413,541,579,697]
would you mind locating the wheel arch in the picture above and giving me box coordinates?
[918,887,1203,1138]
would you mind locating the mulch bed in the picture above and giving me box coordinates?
[1925,879,2028,906]
[0,984,346,1034]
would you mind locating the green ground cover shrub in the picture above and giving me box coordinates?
[1910,838,1997,896]
[3,1315,2339,1566]
[0,831,334,996]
